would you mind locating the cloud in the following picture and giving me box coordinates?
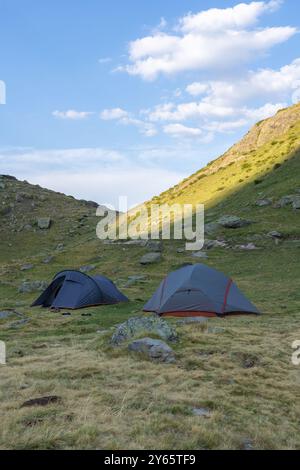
[163,123,202,137]
[147,101,236,121]
[0,146,185,207]
[120,1,295,80]
[100,107,129,120]
[179,0,282,33]
[98,57,112,64]
[100,108,157,136]
[186,58,300,105]
[186,82,209,96]
[52,110,93,120]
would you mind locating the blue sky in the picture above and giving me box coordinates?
[0,0,300,207]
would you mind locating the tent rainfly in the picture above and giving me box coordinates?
[143,263,260,317]
[32,270,128,309]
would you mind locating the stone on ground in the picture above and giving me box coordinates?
[140,252,161,265]
[111,315,177,345]
[218,215,251,229]
[37,217,51,229]
[128,337,175,363]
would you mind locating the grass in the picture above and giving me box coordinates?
[1,104,300,449]
[0,240,299,450]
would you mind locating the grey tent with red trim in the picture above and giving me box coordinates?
[143,264,260,317]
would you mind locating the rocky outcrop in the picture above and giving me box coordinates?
[111,316,177,345]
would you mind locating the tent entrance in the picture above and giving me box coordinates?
[44,276,66,307]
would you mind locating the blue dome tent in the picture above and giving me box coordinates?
[32,270,128,309]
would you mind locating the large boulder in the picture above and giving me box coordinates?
[140,252,161,265]
[128,337,175,363]
[37,217,51,229]
[111,315,177,345]
[218,215,251,229]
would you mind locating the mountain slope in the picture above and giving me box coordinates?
[0,175,107,262]
[150,102,300,214]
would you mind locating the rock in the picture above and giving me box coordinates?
[140,252,162,265]
[21,396,62,408]
[177,317,208,325]
[37,217,51,229]
[192,407,211,418]
[23,224,33,231]
[205,222,221,235]
[111,316,177,345]
[292,196,300,210]
[235,243,257,251]
[204,239,227,250]
[79,265,95,273]
[218,215,251,229]
[128,337,175,363]
[15,192,33,203]
[43,255,54,264]
[146,240,163,252]
[0,206,12,216]
[0,182,5,190]
[20,264,33,271]
[124,275,147,287]
[0,311,14,320]
[278,195,295,207]
[192,251,208,259]
[18,280,48,294]
[255,199,272,207]
[268,231,283,239]
[207,327,225,334]
[9,318,30,329]
[56,243,64,251]
[241,439,254,450]
[122,240,147,247]
[177,248,185,253]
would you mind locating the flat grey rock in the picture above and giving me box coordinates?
[20,264,33,271]
[128,337,175,363]
[18,280,48,294]
[192,251,208,258]
[146,240,163,252]
[79,265,95,273]
[218,215,251,229]
[37,217,51,229]
[268,231,283,239]
[192,407,211,418]
[255,199,272,207]
[140,252,162,265]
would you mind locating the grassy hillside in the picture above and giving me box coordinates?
[0,104,300,450]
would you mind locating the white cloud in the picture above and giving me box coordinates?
[203,119,249,133]
[186,82,209,96]
[98,57,112,64]
[179,1,282,33]
[148,101,236,122]
[52,110,93,120]
[163,123,202,137]
[100,107,129,120]
[0,146,185,207]
[121,1,295,80]
[100,108,157,136]
[186,58,300,105]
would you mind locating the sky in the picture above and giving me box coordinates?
[0,0,300,208]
